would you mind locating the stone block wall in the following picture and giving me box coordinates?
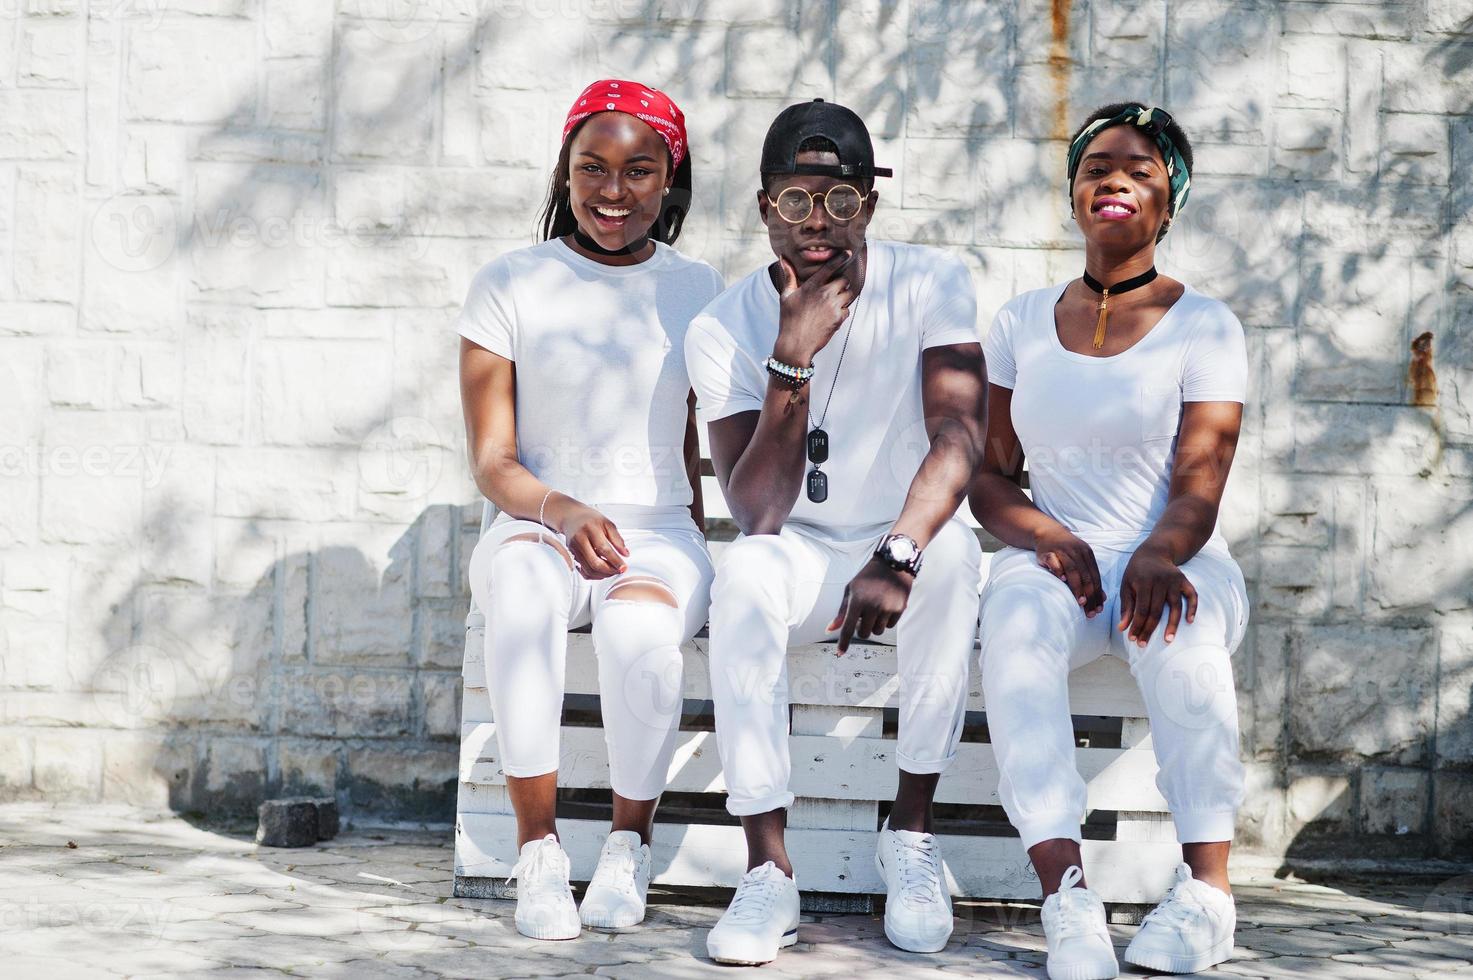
[0,0,1469,858]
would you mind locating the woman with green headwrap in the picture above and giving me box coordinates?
[969,103,1250,979]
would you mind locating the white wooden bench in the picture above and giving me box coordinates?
[454,462,1183,915]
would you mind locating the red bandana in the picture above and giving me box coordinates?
[561,79,688,169]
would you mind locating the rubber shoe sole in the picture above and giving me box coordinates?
[1123,936,1233,974]
[514,914,580,941]
[579,909,643,931]
[874,852,951,953]
[1046,959,1119,980]
[708,927,798,965]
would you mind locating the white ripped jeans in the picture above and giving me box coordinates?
[707,518,983,816]
[978,543,1249,850]
[467,504,714,802]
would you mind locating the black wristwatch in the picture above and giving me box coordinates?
[874,533,923,576]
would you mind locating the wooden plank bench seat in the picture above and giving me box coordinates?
[453,462,1181,914]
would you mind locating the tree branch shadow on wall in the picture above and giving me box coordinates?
[60,1,1469,897]
[1267,26,1473,867]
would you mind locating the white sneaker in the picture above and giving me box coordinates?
[705,861,800,965]
[1041,865,1118,980]
[1124,862,1236,973]
[579,830,651,930]
[875,820,953,952]
[507,834,580,940]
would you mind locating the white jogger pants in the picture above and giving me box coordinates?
[978,544,1249,849]
[467,506,714,801]
[707,518,983,816]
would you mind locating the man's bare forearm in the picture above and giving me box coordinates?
[891,419,982,549]
[725,379,811,534]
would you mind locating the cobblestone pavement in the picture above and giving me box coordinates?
[1,804,1469,979]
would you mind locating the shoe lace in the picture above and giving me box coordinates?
[507,837,568,894]
[589,836,640,896]
[895,835,942,906]
[1143,878,1212,933]
[1051,888,1102,939]
[1047,867,1101,940]
[726,868,782,923]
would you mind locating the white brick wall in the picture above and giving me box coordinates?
[0,0,1469,858]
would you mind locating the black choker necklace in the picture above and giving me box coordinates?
[1081,266,1158,349]
[572,228,651,257]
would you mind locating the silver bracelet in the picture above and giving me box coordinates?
[537,489,555,545]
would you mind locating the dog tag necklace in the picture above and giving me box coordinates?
[805,288,861,504]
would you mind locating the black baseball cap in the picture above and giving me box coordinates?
[760,98,893,181]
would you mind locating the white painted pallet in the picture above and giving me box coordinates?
[455,489,1180,909]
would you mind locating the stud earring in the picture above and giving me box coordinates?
[663,188,670,196]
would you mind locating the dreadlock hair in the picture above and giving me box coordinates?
[536,116,693,245]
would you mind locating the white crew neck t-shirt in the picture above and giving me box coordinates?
[984,280,1248,558]
[454,238,725,512]
[684,239,979,542]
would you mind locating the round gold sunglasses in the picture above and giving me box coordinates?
[769,184,866,223]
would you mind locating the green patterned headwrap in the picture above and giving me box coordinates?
[1066,105,1191,225]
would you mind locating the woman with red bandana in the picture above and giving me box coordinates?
[455,80,722,941]
[971,104,1249,979]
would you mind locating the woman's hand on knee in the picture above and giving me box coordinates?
[560,505,630,579]
[1118,544,1198,646]
[1033,526,1106,616]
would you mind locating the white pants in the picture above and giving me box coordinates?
[467,505,714,801]
[978,544,1249,850]
[707,518,983,816]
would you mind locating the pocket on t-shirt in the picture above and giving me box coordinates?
[1138,384,1183,443]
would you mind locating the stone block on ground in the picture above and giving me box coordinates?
[256,796,339,847]
[314,797,340,840]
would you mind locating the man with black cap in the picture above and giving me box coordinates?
[684,98,987,964]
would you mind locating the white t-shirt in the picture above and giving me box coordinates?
[984,281,1248,558]
[684,240,979,541]
[455,238,725,511]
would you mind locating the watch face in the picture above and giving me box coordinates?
[888,537,916,562]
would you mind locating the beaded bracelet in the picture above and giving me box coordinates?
[764,355,814,388]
